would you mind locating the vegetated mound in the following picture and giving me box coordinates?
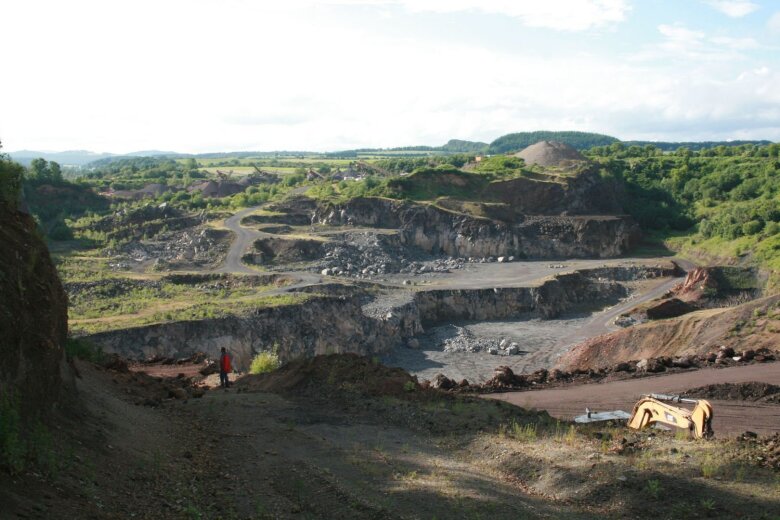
[384,167,490,200]
[515,141,586,167]
[488,131,618,154]
[235,353,418,398]
[683,382,780,403]
[0,202,68,412]
[557,295,780,371]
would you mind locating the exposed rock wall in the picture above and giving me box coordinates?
[0,204,68,412]
[414,272,628,324]
[82,267,668,369]
[315,197,639,259]
[482,168,624,216]
[84,295,422,370]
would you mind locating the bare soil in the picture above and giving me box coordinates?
[3,356,780,519]
[487,362,780,436]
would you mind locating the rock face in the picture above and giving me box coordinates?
[515,141,585,167]
[0,203,68,412]
[415,271,628,323]
[84,295,423,370]
[82,266,665,368]
[315,197,639,259]
[482,168,624,216]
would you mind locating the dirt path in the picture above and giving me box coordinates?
[486,362,780,436]
[216,205,265,274]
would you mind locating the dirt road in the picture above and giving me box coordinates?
[216,205,264,274]
[487,362,780,435]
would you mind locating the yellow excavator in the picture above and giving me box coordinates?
[627,393,714,439]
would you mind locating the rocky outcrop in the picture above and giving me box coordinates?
[83,295,422,370]
[482,168,624,216]
[0,203,68,412]
[670,266,760,304]
[415,271,628,324]
[315,197,639,259]
[83,266,666,368]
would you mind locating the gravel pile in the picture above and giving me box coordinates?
[311,231,463,278]
[419,324,522,355]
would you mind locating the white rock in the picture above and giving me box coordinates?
[497,256,505,263]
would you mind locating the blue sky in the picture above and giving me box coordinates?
[1,0,779,152]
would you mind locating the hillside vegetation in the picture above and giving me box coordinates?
[488,131,618,153]
[588,143,780,288]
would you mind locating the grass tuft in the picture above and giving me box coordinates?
[250,351,281,374]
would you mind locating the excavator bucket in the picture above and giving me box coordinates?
[627,394,714,439]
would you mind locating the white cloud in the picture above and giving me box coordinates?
[0,0,778,152]
[705,1,759,18]
[710,35,760,50]
[330,0,631,31]
[769,11,780,31]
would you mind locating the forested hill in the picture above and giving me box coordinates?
[623,140,773,152]
[488,131,618,153]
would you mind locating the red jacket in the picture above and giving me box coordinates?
[220,353,232,372]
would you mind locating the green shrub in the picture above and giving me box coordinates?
[65,338,104,363]
[249,351,281,374]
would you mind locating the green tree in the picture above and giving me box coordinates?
[0,141,25,205]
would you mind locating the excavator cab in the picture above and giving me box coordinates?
[627,393,714,439]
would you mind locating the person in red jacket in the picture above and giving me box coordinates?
[219,347,232,388]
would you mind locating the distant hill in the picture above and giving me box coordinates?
[440,139,489,153]
[489,131,618,154]
[9,150,117,167]
[623,140,774,151]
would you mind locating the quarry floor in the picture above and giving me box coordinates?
[381,274,682,383]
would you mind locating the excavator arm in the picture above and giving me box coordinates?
[627,394,713,439]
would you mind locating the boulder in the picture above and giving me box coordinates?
[431,373,456,390]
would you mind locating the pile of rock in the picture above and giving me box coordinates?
[313,232,410,278]
[111,227,230,269]
[312,232,474,279]
[465,346,778,394]
[487,338,522,356]
[399,257,466,275]
[738,432,780,471]
[418,326,524,355]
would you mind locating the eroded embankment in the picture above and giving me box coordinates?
[557,294,780,372]
[83,265,672,370]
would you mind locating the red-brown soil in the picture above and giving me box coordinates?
[558,295,780,371]
[487,362,780,435]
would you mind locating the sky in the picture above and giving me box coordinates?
[1,0,779,153]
